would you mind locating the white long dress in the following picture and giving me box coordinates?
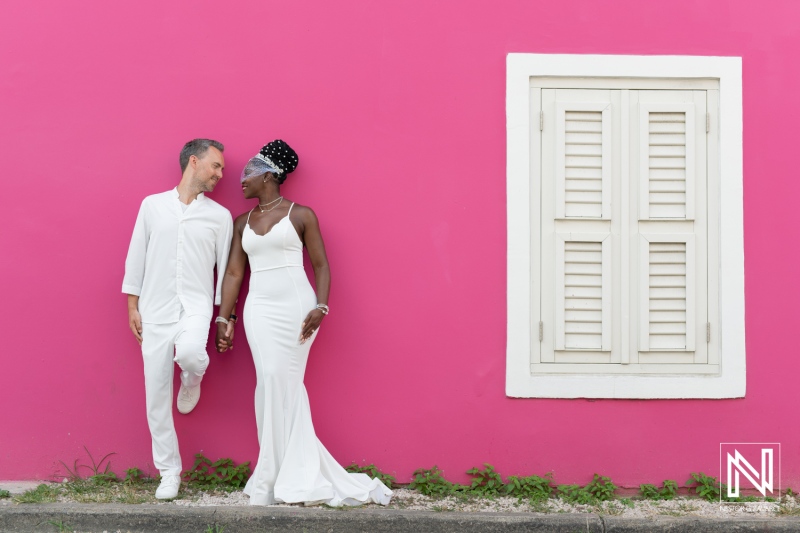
[240,204,392,507]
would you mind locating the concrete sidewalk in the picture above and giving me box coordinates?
[2,504,800,533]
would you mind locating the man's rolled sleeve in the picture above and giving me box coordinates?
[122,200,148,296]
[213,211,234,306]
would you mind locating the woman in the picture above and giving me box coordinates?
[215,140,392,507]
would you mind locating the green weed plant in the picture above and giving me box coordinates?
[57,446,117,483]
[408,466,460,497]
[558,474,617,505]
[124,467,146,485]
[466,464,505,496]
[89,471,118,485]
[504,473,553,501]
[345,463,396,489]
[686,472,720,502]
[640,479,678,500]
[557,484,596,505]
[586,474,617,501]
[685,471,772,503]
[411,464,555,501]
[14,484,61,504]
[183,454,251,490]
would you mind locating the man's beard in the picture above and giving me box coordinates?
[191,174,213,193]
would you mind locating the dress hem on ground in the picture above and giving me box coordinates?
[243,472,392,507]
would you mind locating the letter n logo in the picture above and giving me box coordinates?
[720,443,780,501]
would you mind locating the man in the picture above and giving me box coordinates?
[122,139,234,499]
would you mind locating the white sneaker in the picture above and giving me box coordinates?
[177,383,200,414]
[155,475,181,499]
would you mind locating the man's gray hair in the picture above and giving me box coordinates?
[179,139,225,172]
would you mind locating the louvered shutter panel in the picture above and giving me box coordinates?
[638,103,696,219]
[556,234,611,351]
[639,235,695,352]
[540,89,616,364]
[633,91,707,365]
[556,103,611,219]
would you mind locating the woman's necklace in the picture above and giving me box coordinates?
[258,196,283,213]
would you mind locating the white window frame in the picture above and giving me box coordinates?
[506,54,744,399]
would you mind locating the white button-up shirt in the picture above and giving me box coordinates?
[122,188,233,324]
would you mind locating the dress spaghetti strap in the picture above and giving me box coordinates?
[287,202,295,217]
[246,208,255,226]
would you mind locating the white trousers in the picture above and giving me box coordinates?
[141,311,210,476]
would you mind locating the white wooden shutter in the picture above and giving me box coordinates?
[638,235,695,352]
[556,103,611,219]
[633,90,707,366]
[556,234,611,350]
[540,89,617,365]
[638,103,696,219]
[530,79,718,378]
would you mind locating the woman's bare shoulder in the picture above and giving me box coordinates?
[233,210,252,230]
[289,202,317,218]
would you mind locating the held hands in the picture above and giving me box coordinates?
[216,321,235,353]
[299,309,325,344]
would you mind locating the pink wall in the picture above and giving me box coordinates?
[1,0,798,489]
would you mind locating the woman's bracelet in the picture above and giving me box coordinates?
[316,304,329,315]
[215,316,229,325]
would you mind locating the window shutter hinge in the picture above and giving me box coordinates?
[706,323,711,343]
[706,113,710,133]
[540,111,544,131]
[538,321,543,342]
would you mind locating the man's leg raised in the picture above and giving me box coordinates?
[173,314,210,415]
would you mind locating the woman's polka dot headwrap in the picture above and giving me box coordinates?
[240,139,299,183]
